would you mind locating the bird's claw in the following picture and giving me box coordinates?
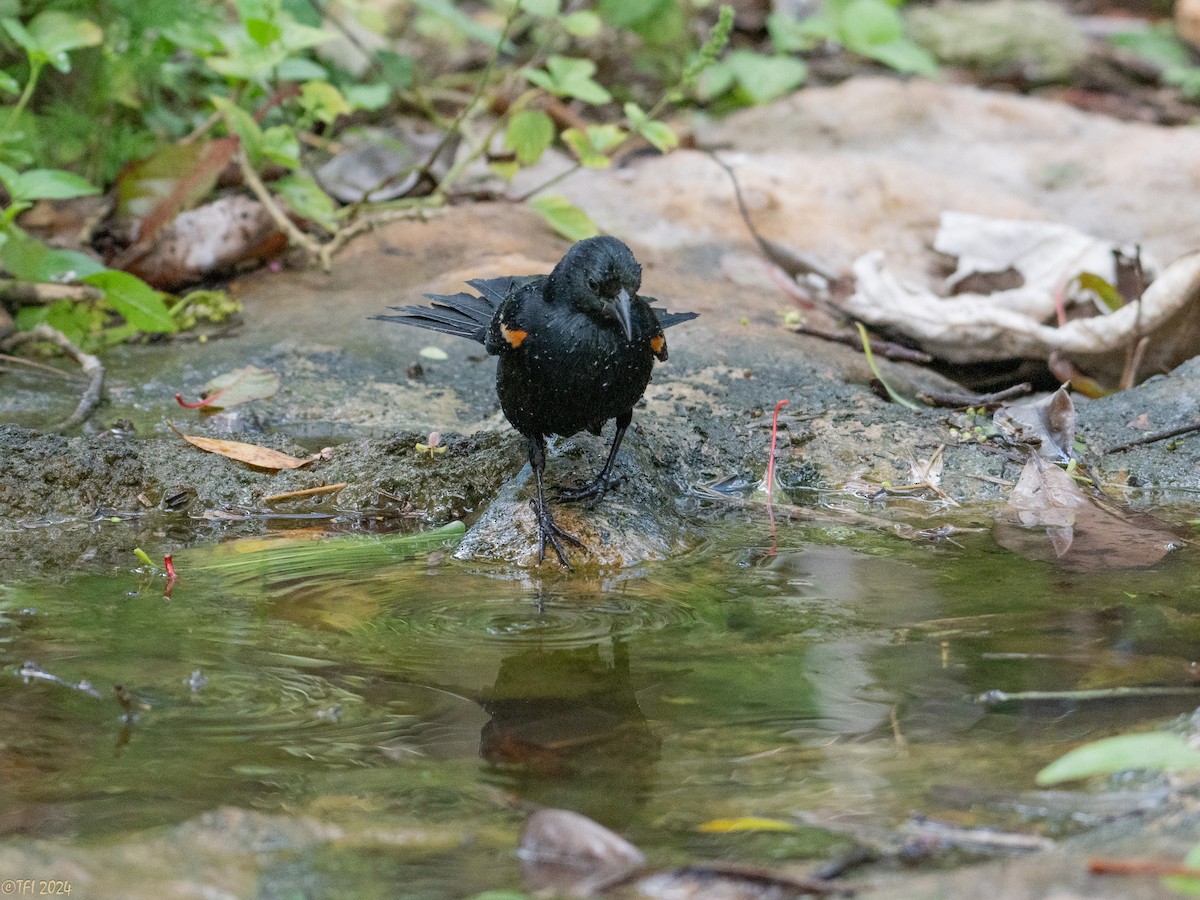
[557,473,626,507]
[531,499,585,568]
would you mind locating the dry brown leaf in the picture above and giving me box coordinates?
[168,421,313,471]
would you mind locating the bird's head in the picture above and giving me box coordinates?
[548,236,642,340]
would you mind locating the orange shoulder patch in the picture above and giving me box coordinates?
[500,323,528,349]
[649,334,666,359]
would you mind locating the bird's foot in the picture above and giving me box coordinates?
[557,472,626,507]
[531,499,586,568]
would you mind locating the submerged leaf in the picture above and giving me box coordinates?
[520,808,644,896]
[697,816,798,833]
[996,455,1177,571]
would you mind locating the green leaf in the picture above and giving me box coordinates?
[0,18,36,56]
[525,56,612,105]
[1,233,105,282]
[504,109,555,166]
[528,195,599,242]
[26,11,102,72]
[861,39,938,75]
[1110,24,1191,68]
[561,11,602,37]
[343,82,391,111]
[273,173,337,229]
[259,125,301,169]
[520,0,560,16]
[211,95,263,153]
[300,80,350,124]
[725,51,807,104]
[696,61,736,102]
[245,16,282,46]
[83,270,177,333]
[767,12,822,53]
[838,0,904,49]
[16,168,100,201]
[598,0,670,28]
[1036,732,1200,786]
[489,160,520,181]
[276,56,328,81]
[1075,272,1125,312]
[377,50,414,90]
[0,69,19,94]
[625,103,677,153]
[561,124,625,168]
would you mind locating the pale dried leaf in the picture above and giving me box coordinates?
[844,213,1200,373]
[994,386,1076,460]
[169,422,313,471]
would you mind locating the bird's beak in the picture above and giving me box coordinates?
[612,287,633,341]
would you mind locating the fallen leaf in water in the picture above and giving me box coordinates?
[176,364,280,410]
[697,816,798,833]
[520,808,644,897]
[995,456,1178,571]
[994,385,1075,460]
[636,862,856,898]
[168,421,313,470]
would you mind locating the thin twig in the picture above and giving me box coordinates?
[1104,418,1200,454]
[317,202,444,269]
[0,352,78,378]
[264,483,348,502]
[796,323,931,362]
[236,145,326,267]
[2,324,104,431]
[427,3,523,199]
[0,280,104,305]
[977,686,1200,705]
[917,382,1032,409]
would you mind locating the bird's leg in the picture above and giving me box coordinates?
[558,411,631,507]
[528,435,584,567]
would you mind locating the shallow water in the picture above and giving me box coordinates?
[2,513,1198,896]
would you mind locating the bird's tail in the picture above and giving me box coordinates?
[371,291,495,343]
[371,275,540,344]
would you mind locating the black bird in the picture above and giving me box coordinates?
[373,236,697,567]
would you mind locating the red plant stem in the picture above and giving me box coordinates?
[163,554,176,580]
[766,399,790,509]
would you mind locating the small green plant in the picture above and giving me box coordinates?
[769,0,937,76]
[0,9,176,349]
[1111,23,1200,100]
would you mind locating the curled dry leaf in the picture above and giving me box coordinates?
[122,195,287,291]
[995,455,1178,571]
[167,421,314,471]
[993,385,1075,460]
[520,808,644,897]
[844,212,1200,386]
